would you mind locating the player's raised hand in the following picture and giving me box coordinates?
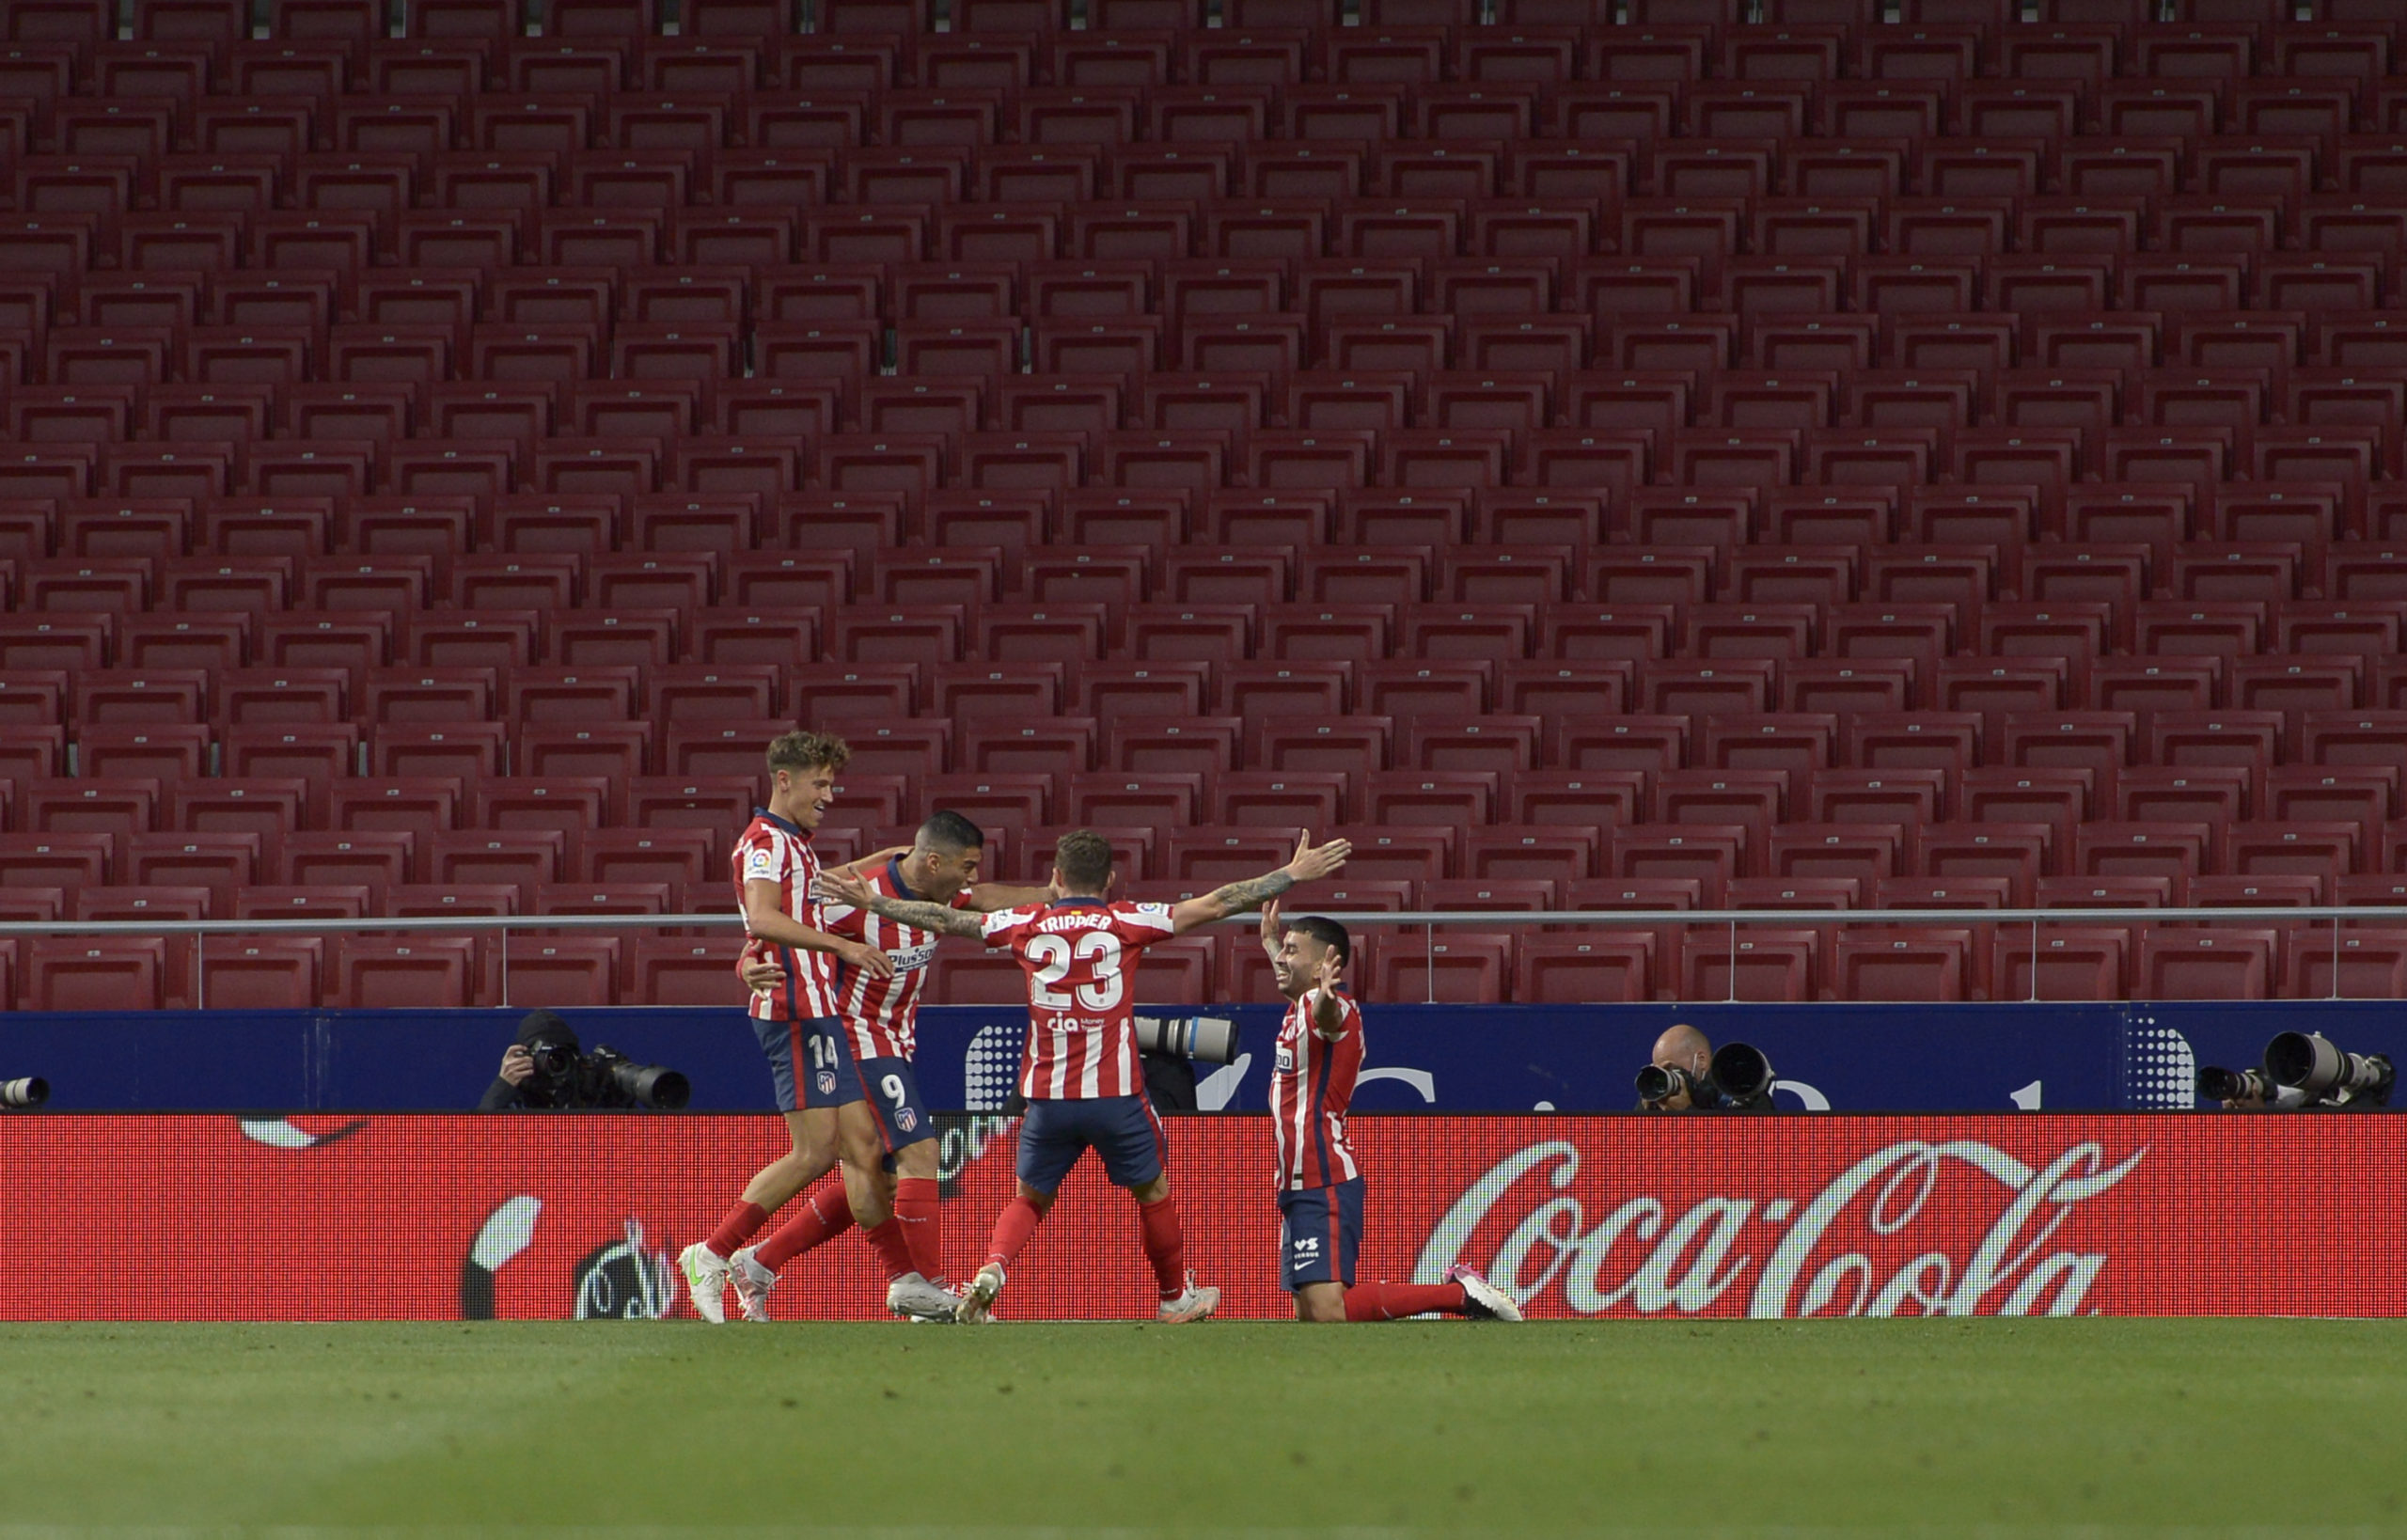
[1260,895,1283,949]
[814,867,873,909]
[1313,946,1345,998]
[1284,833,1352,884]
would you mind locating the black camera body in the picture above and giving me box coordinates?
[524,1039,690,1110]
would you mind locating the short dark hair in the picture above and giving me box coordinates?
[766,730,848,776]
[918,809,984,854]
[1053,829,1115,893]
[1283,915,1350,966]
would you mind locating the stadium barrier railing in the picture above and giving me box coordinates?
[1,908,2402,1006]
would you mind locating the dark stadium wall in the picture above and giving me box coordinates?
[0,1114,2399,1323]
[2,1001,2402,1114]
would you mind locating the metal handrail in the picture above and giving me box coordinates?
[0,906,2402,936]
[7,909,2395,1007]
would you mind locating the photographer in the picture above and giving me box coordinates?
[478,1009,686,1112]
[1636,1024,1732,1113]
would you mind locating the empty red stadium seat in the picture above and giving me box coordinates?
[23,938,170,1011]
[1373,932,1511,1005]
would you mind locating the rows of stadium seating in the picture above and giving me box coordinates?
[0,0,2402,1007]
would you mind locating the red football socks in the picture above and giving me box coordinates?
[703,1201,769,1261]
[894,1176,945,1285]
[1344,1281,1470,1322]
[753,1183,853,1271]
[1137,1193,1187,1302]
[984,1195,1045,1272]
[862,1218,917,1283]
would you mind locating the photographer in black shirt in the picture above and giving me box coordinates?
[478,1009,687,1112]
[1636,1023,1730,1113]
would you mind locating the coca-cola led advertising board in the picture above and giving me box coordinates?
[3,1114,2399,1320]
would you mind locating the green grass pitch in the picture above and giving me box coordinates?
[2,1321,2401,1536]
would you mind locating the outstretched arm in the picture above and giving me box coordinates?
[816,867,988,939]
[1169,833,1350,936]
[964,880,1057,912]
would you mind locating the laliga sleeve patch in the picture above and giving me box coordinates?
[743,847,783,882]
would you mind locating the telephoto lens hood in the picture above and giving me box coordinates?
[1708,1044,1777,1108]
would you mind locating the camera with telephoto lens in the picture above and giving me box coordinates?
[1633,1063,1695,1105]
[2198,1031,2394,1110]
[1133,1014,1240,1066]
[2265,1031,2392,1105]
[0,1076,48,1109]
[1708,1043,1778,1110]
[525,1038,690,1110]
[582,1045,691,1110]
[1634,1043,1777,1110]
[2195,1066,2291,1107]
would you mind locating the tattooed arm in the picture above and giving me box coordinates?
[814,867,989,940]
[1169,833,1351,937]
[963,880,1060,912]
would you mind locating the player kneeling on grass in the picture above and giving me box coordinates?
[821,827,1351,1325]
[1261,900,1519,1325]
[725,810,1057,1323]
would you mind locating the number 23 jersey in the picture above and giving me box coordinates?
[980,898,1178,1101]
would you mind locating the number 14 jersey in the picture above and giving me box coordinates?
[980,897,1178,1100]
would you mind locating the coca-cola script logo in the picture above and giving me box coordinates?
[1413,1139,2147,1319]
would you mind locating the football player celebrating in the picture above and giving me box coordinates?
[1260,895,1520,1325]
[727,809,1055,1322]
[681,731,906,1324]
[820,827,1351,1325]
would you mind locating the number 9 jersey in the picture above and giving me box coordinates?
[979,897,1179,1100]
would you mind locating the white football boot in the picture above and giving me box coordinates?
[1446,1264,1524,1323]
[728,1246,778,1323]
[1157,1271,1221,1324]
[678,1242,731,1325]
[951,1281,999,1325]
[955,1263,1006,1324]
[887,1272,959,1323]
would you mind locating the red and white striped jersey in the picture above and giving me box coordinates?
[1269,988,1363,1190]
[731,810,842,1022]
[980,898,1179,1101]
[819,857,971,1061]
